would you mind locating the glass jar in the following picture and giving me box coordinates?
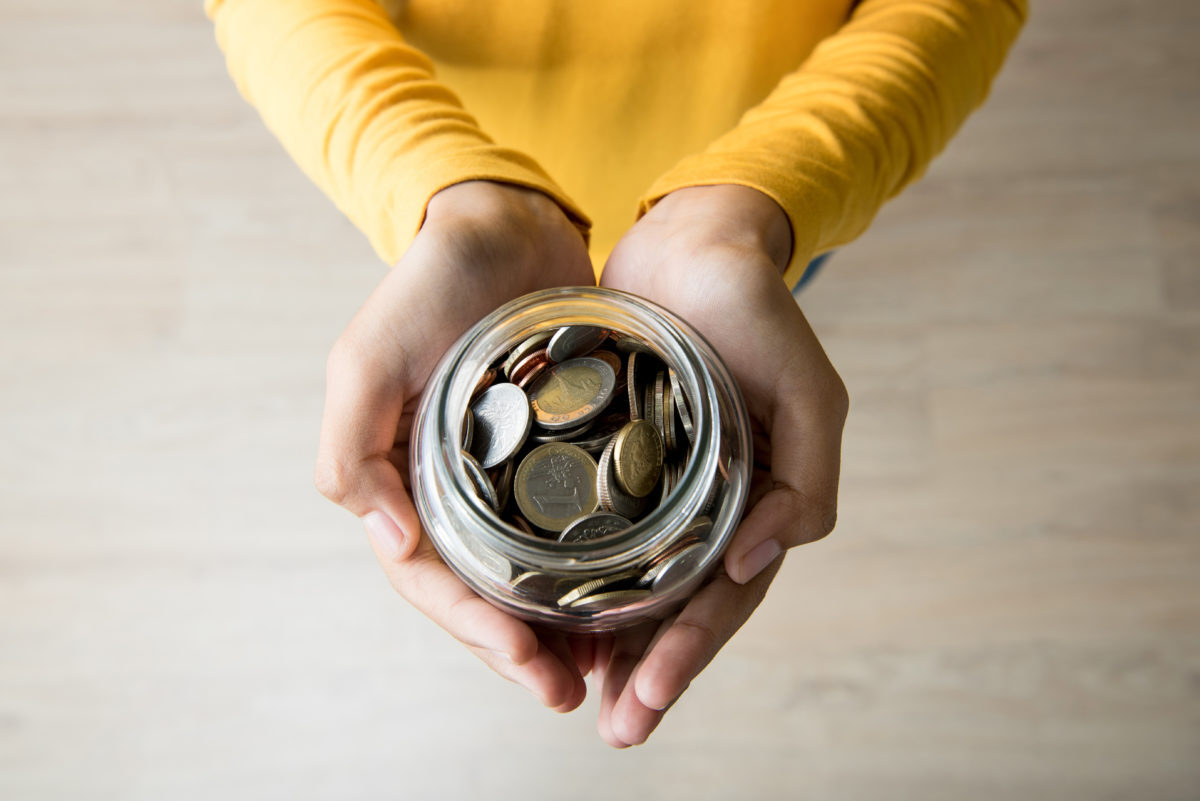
[410,287,752,632]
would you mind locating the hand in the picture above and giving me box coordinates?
[314,181,598,711]
[593,184,849,747]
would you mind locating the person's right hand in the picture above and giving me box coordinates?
[314,180,596,711]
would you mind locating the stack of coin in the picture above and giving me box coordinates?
[457,324,724,609]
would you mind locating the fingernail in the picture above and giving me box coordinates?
[736,539,782,584]
[489,648,514,664]
[364,511,406,561]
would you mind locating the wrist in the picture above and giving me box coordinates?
[419,180,594,289]
[649,185,794,274]
[425,180,576,233]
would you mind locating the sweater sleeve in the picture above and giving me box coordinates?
[638,0,1028,287]
[205,0,590,266]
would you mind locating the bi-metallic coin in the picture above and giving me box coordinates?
[528,356,616,431]
[514,442,600,532]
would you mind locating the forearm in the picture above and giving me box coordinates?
[640,0,1027,285]
[207,0,589,264]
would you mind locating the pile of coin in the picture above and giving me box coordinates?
[457,324,722,610]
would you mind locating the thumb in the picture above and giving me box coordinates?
[314,335,422,562]
[724,377,847,584]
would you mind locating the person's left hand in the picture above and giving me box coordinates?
[592,184,849,747]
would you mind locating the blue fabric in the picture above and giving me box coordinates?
[792,251,832,295]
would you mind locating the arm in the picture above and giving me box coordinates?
[638,0,1028,285]
[206,0,590,264]
[596,0,1026,747]
[209,2,598,712]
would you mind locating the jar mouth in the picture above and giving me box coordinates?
[424,287,728,573]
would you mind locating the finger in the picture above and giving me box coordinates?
[590,634,614,690]
[469,634,587,712]
[537,631,588,713]
[725,343,847,584]
[607,618,676,746]
[633,560,782,712]
[368,530,539,665]
[597,623,657,748]
[568,634,597,678]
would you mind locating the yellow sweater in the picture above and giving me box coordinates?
[207,0,1026,285]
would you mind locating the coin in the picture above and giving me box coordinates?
[531,418,595,444]
[652,371,666,442]
[558,512,633,544]
[614,335,657,355]
[639,541,708,591]
[510,569,565,597]
[556,569,641,607]
[461,450,501,513]
[471,367,497,400]
[510,348,552,390]
[462,408,474,452]
[612,420,663,498]
[568,588,653,610]
[597,435,649,519]
[468,383,532,468]
[503,331,553,379]
[663,373,677,453]
[489,458,515,512]
[590,350,624,397]
[528,357,616,431]
[668,367,695,445]
[547,325,610,363]
[514,442,599,532]
[626,351,642,421]
[571,412,627,455]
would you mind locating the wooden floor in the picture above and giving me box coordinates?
[2,1,1198,798]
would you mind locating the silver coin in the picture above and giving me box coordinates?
[469,383,532,468]
[461,450,501,513]
[547,325,610,363]
[668,367,695,445]
[510,569,567,598]
[531,418,594,444]
[571,412,627,454]
[663,373,677,453]
[640,541,708,591]
[558,512,633,544]
[652,371,666,443]
[614,335,658,355]
[462,408,475,452]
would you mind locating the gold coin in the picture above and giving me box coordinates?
[528,357,616,431]
[568,588,653,610]
[514,443,599,532]
[556,569,641,607]
[597,435,649,519]
[612,420,664,499]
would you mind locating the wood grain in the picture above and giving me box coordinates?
[1,1,1197,798]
